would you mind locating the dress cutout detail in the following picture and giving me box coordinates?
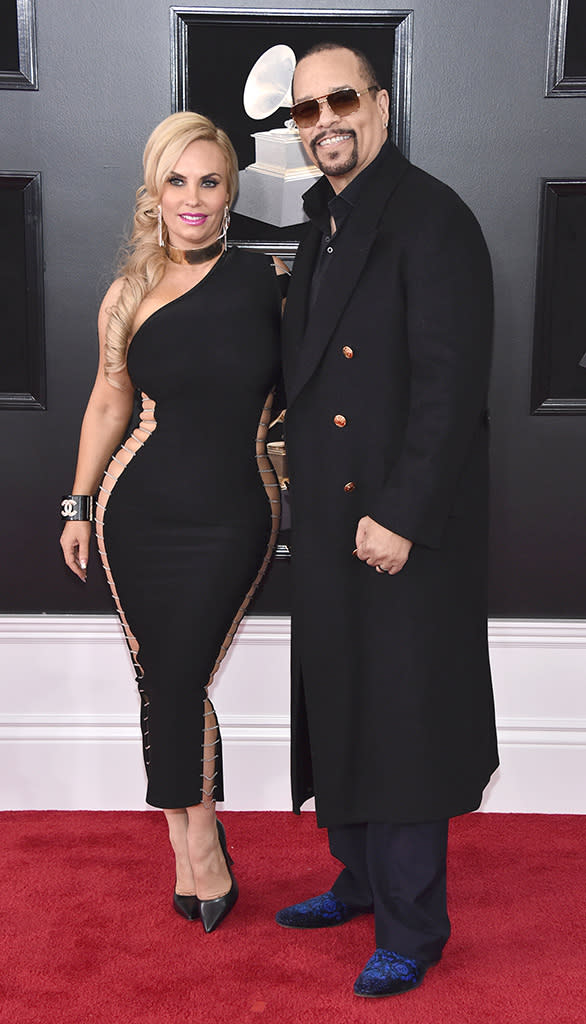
[95,248,282,808]
[95,392,156,765]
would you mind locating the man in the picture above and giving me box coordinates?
[276,42,499,999]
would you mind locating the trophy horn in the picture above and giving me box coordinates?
[243,44,296,120]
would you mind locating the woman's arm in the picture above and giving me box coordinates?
[60,279,135,581]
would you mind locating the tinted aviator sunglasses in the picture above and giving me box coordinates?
[290,85,379,128]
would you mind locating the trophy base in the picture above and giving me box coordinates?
[233,164,322,228]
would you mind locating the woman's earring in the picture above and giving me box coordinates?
[157,205,164,247]
[218,204,230,248]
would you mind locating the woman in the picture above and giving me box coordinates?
[60,112,287,932]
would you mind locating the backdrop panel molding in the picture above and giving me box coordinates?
[545,0,586,97]
[0,171,46,410]
[530,179,586,415]
[0,0,37,91]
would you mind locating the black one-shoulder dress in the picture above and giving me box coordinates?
[95,248,282,808]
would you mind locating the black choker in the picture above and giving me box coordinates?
[165,239,224,265]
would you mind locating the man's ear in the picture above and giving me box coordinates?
[377,89,390,129]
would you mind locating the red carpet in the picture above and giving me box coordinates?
[0,812,584,1024]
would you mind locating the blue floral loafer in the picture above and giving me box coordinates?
[275,890,365,928]
[353,948,434,998]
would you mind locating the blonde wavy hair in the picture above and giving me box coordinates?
[105,111,239,381]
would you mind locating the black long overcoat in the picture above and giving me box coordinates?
[282,142,499,828]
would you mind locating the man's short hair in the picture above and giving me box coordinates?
[293,42,381,99]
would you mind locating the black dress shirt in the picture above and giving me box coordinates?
[303,141,391,307]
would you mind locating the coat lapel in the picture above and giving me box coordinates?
[283,143,411,409]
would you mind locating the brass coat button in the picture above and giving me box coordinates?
[342,346,354,359]
[334,414,347,428]
[344,481,356,493]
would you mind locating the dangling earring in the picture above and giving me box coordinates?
[157,204,164,248]
[217,204,230,248]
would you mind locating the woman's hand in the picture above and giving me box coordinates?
[60,520,92,582]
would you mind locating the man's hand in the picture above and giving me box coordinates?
[354,516,413,575]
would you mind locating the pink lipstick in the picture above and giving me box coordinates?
[179,213,207,225]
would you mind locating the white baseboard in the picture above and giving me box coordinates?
[1,615,585,812]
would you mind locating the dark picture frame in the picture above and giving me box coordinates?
[0,172,46,409]
[171,6,413,257]
[531,180,586,415]
[0,0,38,90]
[545,0,586,97]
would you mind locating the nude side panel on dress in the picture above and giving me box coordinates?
[201,387,281,807]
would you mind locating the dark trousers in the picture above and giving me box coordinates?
[329,819,451,963]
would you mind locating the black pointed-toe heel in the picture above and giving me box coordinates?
[173,890,199,921]
[199,820,238,934]
[199,875,239,934]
